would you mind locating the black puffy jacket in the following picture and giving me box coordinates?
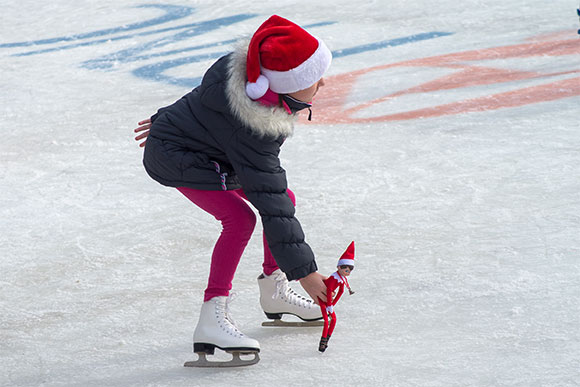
[143,43,316,280]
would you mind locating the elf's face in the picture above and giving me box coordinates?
[338,265,352,277]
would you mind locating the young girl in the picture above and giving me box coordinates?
[134,15,332,363]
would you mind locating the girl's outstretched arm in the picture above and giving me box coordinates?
[225,129,317,281]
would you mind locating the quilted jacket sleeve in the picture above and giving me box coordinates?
[225,129,317,281]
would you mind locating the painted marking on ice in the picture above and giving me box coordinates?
[128,22,337,87]
[0,5,194,48]
[81,14,256,70]
[332,31,454,58]
[129,29,446,87]
[309,33,580,123]
[14,15,254,58]
[0,4,447,88]
[4,4,574,120]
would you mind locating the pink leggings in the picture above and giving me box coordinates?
[176,187,296,302]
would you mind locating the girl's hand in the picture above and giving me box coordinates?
[299,271,328,305]
[134,118,151,148]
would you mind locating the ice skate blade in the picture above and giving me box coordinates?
[262,319,323,327]
[184,351,260,368]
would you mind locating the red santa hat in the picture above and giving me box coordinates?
[245,15,332,100]
[337,241,355,267]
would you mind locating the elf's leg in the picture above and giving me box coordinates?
[318,301,330,352]
[319,301,330,337]
[327,312,337,337]
[177,187,256,302]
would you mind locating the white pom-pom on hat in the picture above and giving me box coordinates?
[245,74,269,100]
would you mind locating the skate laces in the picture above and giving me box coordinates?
[225,293,238,326]
[272,272,313,308]
[215,295,244,337]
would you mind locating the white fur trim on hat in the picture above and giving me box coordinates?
[337,259,354,267]
[261,38,332,94]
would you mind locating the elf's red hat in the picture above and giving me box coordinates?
[337,241,355,267]
[245,15,332,100]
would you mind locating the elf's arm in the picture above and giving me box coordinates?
[332,284,344,306]
[326,282,334,306]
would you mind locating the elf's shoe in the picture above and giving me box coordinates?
[258,269,323,327]
[318,336,329,352]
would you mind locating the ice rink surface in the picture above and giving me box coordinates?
[1,1,579,386]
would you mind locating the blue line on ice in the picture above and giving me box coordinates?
[332,31,454,58]
[0,5,194,48]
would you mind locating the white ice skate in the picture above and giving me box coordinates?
[184,296,260,367]
[258,269,323,327]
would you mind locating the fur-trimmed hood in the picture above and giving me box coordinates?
[225,40,296,138]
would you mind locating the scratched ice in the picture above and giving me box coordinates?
[1,1,579,386]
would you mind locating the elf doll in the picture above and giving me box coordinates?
[317,241,355,352]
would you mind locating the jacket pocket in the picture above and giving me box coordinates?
[180,151,213,172]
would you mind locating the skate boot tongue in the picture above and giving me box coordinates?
[222,293,239,328]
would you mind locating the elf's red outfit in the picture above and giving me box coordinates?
[318,272,346,338]
[317,242,355,341]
